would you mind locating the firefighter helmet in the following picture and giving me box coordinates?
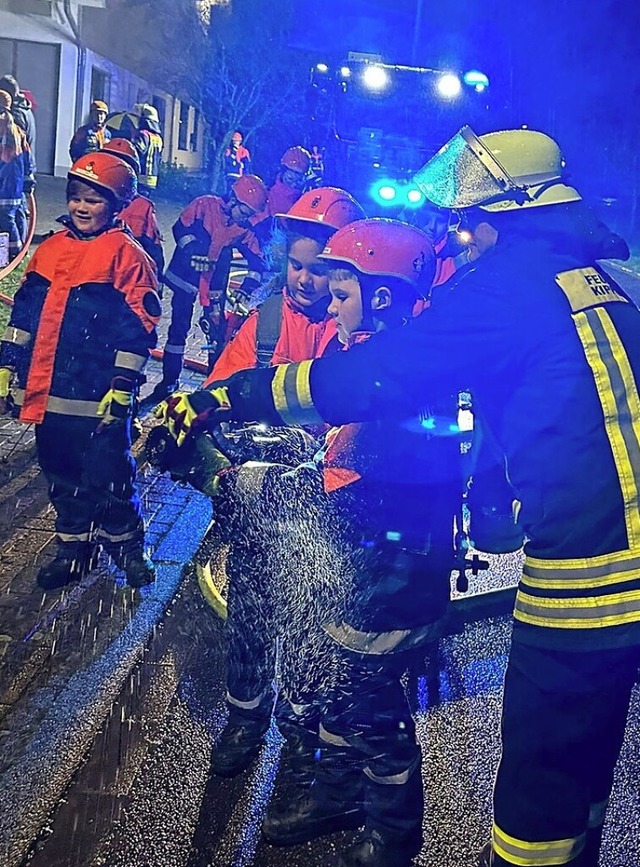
[90,99,109,113]
[232,174,268,213]
[281,146,311,174]
[319,218,436,293]
[414,126,581,213]
[68,152,137,207]
[102,137,141,174]
[277,187,365,233]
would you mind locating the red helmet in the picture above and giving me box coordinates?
[232,174,268,213]
[281,146,311,174]
[319,218,436,293]
[277,187,365,233]
[68,152,137,206]
[231,130,243,143]
[102,137,141,174]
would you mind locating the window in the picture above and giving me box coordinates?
[153,96,166,138]
[90,67,110,104]
[178,101,190,150]
[190,109,200,152]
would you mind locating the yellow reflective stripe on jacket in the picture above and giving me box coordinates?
[522,548,640,591]
[515,586,640,628]
[574,306,640,546]
[271,361,324,426]
[2,325,31,346]
[492,823,585,866]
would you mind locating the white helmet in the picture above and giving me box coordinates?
[133,103,160,125]
[414,126,581,213]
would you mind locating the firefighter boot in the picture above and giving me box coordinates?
[37,543,99,590]
[112,548,156,588]
[477,843,494,866]
[339,828,419,867]
[210,696,274,778]
[276,718,319,790]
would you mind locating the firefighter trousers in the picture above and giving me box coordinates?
[317,648,424,851]
[491,639,640,866]
[35,414,144,558]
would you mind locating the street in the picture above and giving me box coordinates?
[0,187,639,867]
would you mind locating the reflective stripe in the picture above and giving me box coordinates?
[13,389,100,418]
[364,758,418,786]
[163,343,185,354]
[516,549,640,629]
[245,270,261,282]
[2,326,30,346]
[323,619,441,655]
[319,723,351,748]
[574,307,640,546]
[177,234,197,249]
[588,799,608,829]
[515,586,640,629]
[163,269,198,294]
[492,823,586,866]
[58,531,92,543]
[523,549,640,590]
[286,700,312,718]
[114,350,147,373]
[272,361,324,426]
[226,691,267,711]
[95,528,138,543]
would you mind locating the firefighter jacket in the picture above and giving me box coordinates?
[220,222,640,652]
[0,125,34,205]
[0,221,161,424]
[206,287,339,383]
[119,194,165,276]
[224,145,251,181]
[163,195,264,306]
[135,130,163,190]
[6,92,36,168]
[69,124,111,162]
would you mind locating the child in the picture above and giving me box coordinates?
[250,146,312,244]
[150,174,268,401]
[103,137,165,277]
[208,185,365,381]
[196,187,365,777]
[0,152,161,590]
[0,90,34,261]
[157,219,460,867]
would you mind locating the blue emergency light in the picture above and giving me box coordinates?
[370,179,425,208]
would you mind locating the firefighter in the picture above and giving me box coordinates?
[131,103,164,198]
[69,99,111,162]
[0,152,161,590]
[251,145,312,244]
[199,187,365,779]
[148,174,268,403]
[223,130,252,194]
[157,126,640,867]
[103,137,165,278]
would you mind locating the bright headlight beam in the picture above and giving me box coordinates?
[437,73,462,99]
[362,65,390,91]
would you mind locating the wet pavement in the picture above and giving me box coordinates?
[0,184,638,865]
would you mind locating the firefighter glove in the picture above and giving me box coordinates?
[96,388,134,428]
[0,367,13,415]
[191,254,212,273]
[154,387,231,447]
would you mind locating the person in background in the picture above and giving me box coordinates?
[224,130,252,195]
[69,100,111,162]
[103,137,165,278]
[0,90,35,261]
[131,103,164,198]
[251,146,312,245]
[0,74,37,244]
[0,152,161,591]
[148,174,268,402]
[308,144,325,188]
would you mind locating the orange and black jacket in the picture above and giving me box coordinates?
[206,287,339,383]
[217,226,640,653]
[120,194,165,275]
[0,221,161,424]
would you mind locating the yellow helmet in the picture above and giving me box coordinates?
[414,126,581,213]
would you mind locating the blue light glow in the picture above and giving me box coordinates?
[463,70,490,89]
[379,185,396,200]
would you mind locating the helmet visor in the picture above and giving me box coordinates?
[414,126,517,209]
